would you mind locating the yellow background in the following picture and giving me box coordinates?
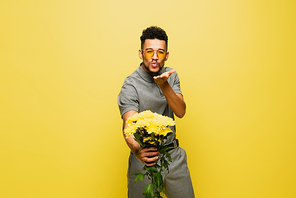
[1,0,295,197]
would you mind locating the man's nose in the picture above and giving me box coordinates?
[152,51,158,59]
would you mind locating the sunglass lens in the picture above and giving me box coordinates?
[145,50,154,59]
[157,51,166,59]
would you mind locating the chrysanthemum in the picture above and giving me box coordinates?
[124,110,175,139]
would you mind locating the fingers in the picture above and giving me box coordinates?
[167,69,176,75]
[139,147,160,166]
[153,69,176,80]
[142,156,159,166]
[162,69,176,77]
[153,75,165,80]
[141,147,160,158]
[153,73,168,82]
[142,147,158,152]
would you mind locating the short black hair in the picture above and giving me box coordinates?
[140,26,168,49]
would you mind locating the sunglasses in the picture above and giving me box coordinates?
[142,49,167,60]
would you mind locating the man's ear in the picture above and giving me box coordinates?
[165,51,169,61]
[138,49,143,60]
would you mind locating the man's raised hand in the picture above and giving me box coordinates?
[153,69,176,85]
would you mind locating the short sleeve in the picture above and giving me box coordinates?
[171,72,183,96]
[117,78,139,117]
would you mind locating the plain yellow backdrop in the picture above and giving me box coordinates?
[1,0,295,197]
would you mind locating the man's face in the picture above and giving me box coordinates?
[139,39,169,76]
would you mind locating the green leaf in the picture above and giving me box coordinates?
[165,151,172,162]
[144,165,158,172]
[143,183,154,197]
[155,172,163,188]
[134,173,145,183]
[164,146,174,151]
[151,133,155,141]
[161,186,165,195]
[134,132,144,147]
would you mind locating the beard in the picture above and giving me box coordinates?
[142,62,162,76]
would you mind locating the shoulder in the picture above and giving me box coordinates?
[122,69,140,85]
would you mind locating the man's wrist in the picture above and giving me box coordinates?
[157,81,170,89]
[130,143,141,155]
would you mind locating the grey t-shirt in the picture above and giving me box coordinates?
[118,64,183,144]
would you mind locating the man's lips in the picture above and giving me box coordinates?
[151,62,158,67]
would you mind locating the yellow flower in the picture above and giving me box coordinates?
[124,123,138,138]
[124,110,175,139]
[143,136,152,142]
[126,110,155,125]
[158,127,173,136]
[149,141,156,145]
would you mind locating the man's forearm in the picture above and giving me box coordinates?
[122,110,140,154]
[158,81,186,118]
[124,133,141,155]
[122,111,159,166]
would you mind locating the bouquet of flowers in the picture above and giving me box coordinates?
[124,110,176,198]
